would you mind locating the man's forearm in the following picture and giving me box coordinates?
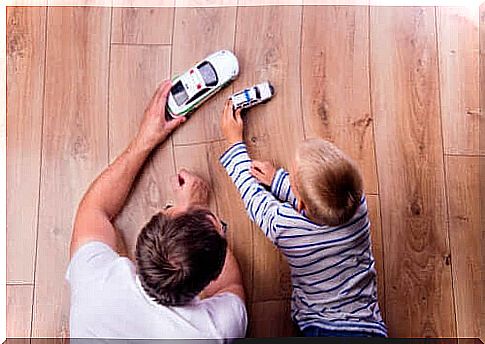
[78,137,154,219]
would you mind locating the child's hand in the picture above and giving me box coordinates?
[250,160,277,187]
[221,100,243,145]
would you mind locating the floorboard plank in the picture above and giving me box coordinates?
[173,141,254,302]
[6,6,46,284]
[32,7,111,337]
[112,7,174,44]
[481,4,485,158]
[248,300,299,338]
[176,0,236,6]
[445,156,481,338]
[171,7,237,145]
[301,5,378,194]
[109,45,175,258]
[438,7,480,156]
[366,194,386,321]
[7,285,33,338]
[480,157,485,342]
[480,5,485,341]
[234,5,303,302]
[370,6,455,337]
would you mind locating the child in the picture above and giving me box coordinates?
[219,101,387,337]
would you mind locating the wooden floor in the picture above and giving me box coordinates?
[6,4,483,339]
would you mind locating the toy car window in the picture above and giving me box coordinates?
[171,81,189,106]
[197,62,218,87]
[255,87,261,99]
[187,87,210,104]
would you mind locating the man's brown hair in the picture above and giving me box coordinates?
[295,138,363,227]
[135,208,227,306]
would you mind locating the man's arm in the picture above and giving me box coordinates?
[70,81,185,257]
[200,249,245,303]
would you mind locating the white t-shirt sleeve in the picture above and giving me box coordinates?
[200,292,248,340]
[66,241,119,290]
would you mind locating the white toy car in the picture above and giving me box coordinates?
[166,50,239,118]
[230,81,274,110]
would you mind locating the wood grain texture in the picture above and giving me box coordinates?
[366,194,385,320]
[481,4,485,158]
[109,45,171,158]
[7,285,33,337]
[113,0,173,6]
[6,7,46,284]
[48,0,111,5]
[112,7,174,44]
[234,6,304,167]
[481,5,485,341]
[445,156,481,337]
[303,0,367,4]
[109,45,176,258]
[370,7,455,337]
[301,5,378,194]
[176,0,237,6]
[248,300,299,337]
[252,228,292,301]
[171,7,236,145]
[32,7,111,337]
[239,0,301,5]
[438,7,480,155]
[234,5,302,301]
[173,141,254,302]
[480,157,485,342]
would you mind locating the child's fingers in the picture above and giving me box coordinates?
[252,160,266,171]
[222,100,232,124]
[250,166,264,179]
[234,109,242,125]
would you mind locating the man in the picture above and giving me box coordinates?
[67,81,247,341]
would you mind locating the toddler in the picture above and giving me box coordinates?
[219,101,387,337]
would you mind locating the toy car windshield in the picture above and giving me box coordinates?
[171,81,189,107]
[198,61,218,87]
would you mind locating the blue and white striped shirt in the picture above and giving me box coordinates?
[220,142,387,337]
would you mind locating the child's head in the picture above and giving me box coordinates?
[291,138,363,226]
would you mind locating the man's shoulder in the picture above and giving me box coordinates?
[194,292,248,339]
[66,241,135,289]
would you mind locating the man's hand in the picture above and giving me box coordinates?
[170,169,210,208]
[250,160,276,187]
[221,100,243,145]
[136,80,186,150]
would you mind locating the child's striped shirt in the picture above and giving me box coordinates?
[220,142,387,337]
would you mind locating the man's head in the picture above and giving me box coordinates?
[291,138,363,226]
[135,207,227,306]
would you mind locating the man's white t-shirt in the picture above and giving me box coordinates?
[66,241,247,341]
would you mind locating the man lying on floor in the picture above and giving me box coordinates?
[67,81,247,341]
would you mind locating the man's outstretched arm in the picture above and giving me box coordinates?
[70,81,185,257]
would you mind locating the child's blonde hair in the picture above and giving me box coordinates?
[295,139,363,226]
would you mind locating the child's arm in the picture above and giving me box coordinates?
[251,161,298,209]
[220,101,282,242]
